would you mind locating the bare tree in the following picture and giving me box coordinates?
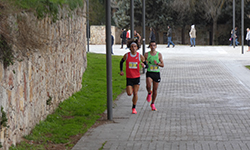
[170,0,196,44]
[199,0,226,45]
[170,0,196,21]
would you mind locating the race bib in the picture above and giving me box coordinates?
[129,62,138,69]
[150,65,158,71]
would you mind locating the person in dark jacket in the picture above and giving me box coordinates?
[120,29,127,49]
[111,34,114,54]
[230,27,240,46]
[166,25,175,48]
[147,27,156,48]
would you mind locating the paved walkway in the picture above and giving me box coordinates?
[73,45,250,150]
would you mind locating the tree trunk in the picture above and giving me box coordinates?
[155,28,159,44]
[212,18,218,45]
[181,25,186,44]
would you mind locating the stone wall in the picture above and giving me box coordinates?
[89,25,116,44]
[0,6,87,150]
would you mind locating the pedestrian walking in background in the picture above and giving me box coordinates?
[126,29,131,49]
[246,28,250,52]
[120,29,127,49]
[144,41,164,111]
[106,34,114,54]
[189,25,196,47]
[166,25,175,48]
[235,27,240,46]
[119,39,147,114]
[127,29,131,40]
[111,34,114,54]
[147,27,156,48]
[230,27,240,46]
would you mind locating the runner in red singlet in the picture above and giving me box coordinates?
[120,39,147,114]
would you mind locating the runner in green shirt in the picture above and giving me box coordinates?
[144,41,164,111]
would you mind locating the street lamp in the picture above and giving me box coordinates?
[87,0,89,52]
[142,0,145,73]
[106,0,113,120]
[130,0,134,38]
[241,0,244,54]
[233,0,235,48]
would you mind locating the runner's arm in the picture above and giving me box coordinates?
[138,33,141,42]
[120,58,125,72]
[140,54,148,68]
[120,54,127,76]
[144,52,148,62]
[156,53,164,67]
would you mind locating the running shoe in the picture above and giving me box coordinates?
[146,91,152,102]
[132,108,137,114]
[150,103,157,111]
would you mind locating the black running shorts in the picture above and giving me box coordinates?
[126,77,140,86]
[146,72,161,83]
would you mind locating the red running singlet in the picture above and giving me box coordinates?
[126,52,140,78]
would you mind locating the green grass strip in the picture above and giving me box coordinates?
[10,53,126,150]
[246,66,250,70]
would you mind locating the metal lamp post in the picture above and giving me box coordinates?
[233,0,235,48]
[241,0,244,54]
[87,0,90,52]
[106,0,113,120]
[142,0,145,73]
[130,0,134,39]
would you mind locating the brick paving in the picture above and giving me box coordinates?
[72,45,250,150]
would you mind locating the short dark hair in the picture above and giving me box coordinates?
[150,41,157,46]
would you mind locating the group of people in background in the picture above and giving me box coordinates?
[229,26,250,52]
[120,29,141,49]
[119,24,250,51]
[120,25,196,49]
[166,25,196,48]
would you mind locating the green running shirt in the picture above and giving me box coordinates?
[147,52,160,72]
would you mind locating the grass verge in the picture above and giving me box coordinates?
[10,53,126,150]
[246,66,250,70]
